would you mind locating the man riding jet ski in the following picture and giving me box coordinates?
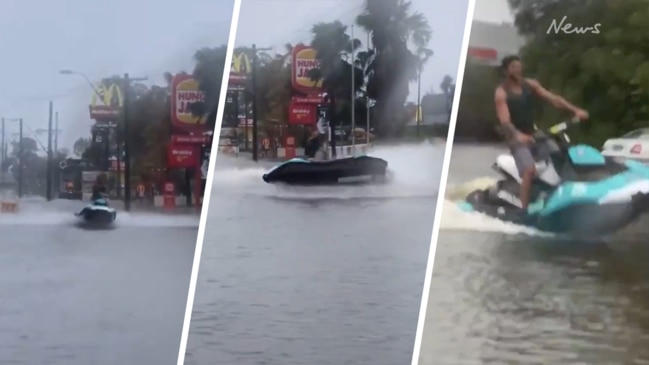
[263,121,390,186]
[75,175,117,226]
[458,119,649,234]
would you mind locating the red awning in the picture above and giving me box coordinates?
[468,46,498,61]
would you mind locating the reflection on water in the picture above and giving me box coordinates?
[0,222,195,365]
[185,143,443,365]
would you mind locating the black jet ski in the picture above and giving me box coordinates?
[75,197,117,228]
[458,119,649,235]
[262,155,390,185]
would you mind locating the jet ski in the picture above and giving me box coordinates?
[75,197,117,228]
[458,119,649,235]
[262,155,390,185]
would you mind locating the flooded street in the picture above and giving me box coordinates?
[0,200,198,365]
[419,145,649,365]
[185,143,442,365]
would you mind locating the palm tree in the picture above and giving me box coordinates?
[308,21,365,150]
[192,45,228,131]
[439,74,455,118]
[252,45,293,127]
[356,0,432,137]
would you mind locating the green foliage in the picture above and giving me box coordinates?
[248,0,434,139]
[308,20,366,129]
[356,0,433,137]
[76,45,227,177]
[192,46,228,130]
[455,62,502,141]
[8,137,67,195]
[508,0,649,145]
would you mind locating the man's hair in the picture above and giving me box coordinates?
[500,55,521,73]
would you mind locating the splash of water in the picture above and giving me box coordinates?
[210,142,444,200]
[439,177,549,236]
[0,198,199,227]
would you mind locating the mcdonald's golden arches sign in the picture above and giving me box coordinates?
[229,51,251,84]
[89,82,124,120]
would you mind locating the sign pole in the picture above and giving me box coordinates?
[350,24,356,155]
[116,128,122,198]
[122,73,132,211]
[251,44,259,162]
[366,31,371,147]
[54,112,58,156]
[46,101,53,201]
[1,117,4,177]
[18,119,23,198]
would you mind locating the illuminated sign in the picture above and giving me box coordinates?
[89,82,124,120]
[231,52,251,74]
[229,52,252,84]
[291,44,323,93]
[170,73,207,132]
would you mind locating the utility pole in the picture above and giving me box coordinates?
[46,101,53,201]
[54,111,59,197]
[250,44,273,162]
[350,24,356,155]
[121,73,148,211]
[366,31,371,146]
[18,119,23,198]
[416,64,422,138]
[251,44,259,162]
[1,117,4,173]
[54,112,59,156]
[123,73,132,211]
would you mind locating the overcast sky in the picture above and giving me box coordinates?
[235,0,470,102]
[0,0,234,150]
[473,0,514,23]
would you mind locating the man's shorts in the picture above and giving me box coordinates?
[509,142,536,177]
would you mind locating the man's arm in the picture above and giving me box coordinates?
[495,86,518,139]
[526,78,580,113]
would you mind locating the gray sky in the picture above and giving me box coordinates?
[235,0,470,102]
[474,0,514,23]
[0,0,234,151]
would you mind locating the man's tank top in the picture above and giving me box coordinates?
[504,82,535,135]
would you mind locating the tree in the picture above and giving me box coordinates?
[439,74,455,117]
[455,62,501,141]
[9,137,45,195]
[73,137,91,157]
[192,46,228,130]
[250,44,293,128]
[508,0,649,145]
[308,21,365,130]
[356,0,432,137]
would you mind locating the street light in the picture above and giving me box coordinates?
[59,69,106,103]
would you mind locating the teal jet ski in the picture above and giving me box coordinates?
[459,119,649,234]
[75,197,117,228]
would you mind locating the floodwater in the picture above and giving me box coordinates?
[419,145,649,365]
[0,198,198,365]
[184,143,443,365]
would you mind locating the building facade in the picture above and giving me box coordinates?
[467,20,526,65]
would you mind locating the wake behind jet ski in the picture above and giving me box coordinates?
[263,155,390,185]
[75,196,117,228]
[458,119,649,235]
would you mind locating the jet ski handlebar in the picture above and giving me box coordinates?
[532,118,581,140]
[546,118,581,135]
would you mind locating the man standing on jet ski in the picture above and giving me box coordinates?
[304,128,322,160]
[91,174,108,200]
[494,55,589,211]
[76,175,109,216]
